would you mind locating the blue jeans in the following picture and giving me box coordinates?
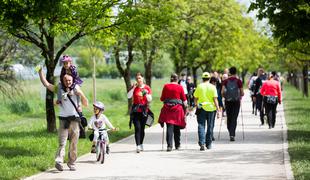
[197,108,216,146]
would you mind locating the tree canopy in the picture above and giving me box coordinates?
[249,0,310,45]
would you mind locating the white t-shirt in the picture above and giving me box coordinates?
[180,80,188,94]
[88,114,114,131]
[59,87,80,117]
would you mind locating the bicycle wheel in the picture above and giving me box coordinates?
[100,143,105,164]
[96,142,101,161]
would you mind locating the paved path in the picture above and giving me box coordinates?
[25,91,294,180]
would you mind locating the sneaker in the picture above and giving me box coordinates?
[230,136,235,141]
[167,146,172,152]
[106,145,110,154]
[67,163,76,171]
[140,144,144,151]
[175,145,181,150]
[206,144,212,149]
[91,145,96,153]
[200,145,205,151]
[136,146,141,153]
[55,162,63,171]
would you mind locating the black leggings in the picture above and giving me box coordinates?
[132,112,147,146]
[166,123,181,148]
[263,97,278,128]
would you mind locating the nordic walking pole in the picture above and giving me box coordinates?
[240,101,245,141]
[161,124,165,151]
[217,111,223,140]
[185,111,189,150]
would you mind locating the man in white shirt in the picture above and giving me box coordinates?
[38,68,88,171]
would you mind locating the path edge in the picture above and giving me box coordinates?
[281,104,295,180]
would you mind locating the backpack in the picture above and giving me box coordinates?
[224,79,240,101]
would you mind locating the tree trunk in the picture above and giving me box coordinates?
[144,42,156,87]
[45,65,56,132]
[192,66,198,87]
[302,62,308,97]
[241,69,248,85]
[182,31,188,74]
[114,38,135,114]
[44,36,57,132]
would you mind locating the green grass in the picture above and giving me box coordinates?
[284,85,310,180]
[0,78,167,180]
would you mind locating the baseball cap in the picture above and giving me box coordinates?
[202,72,210,78]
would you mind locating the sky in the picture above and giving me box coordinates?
[236,0,271,35]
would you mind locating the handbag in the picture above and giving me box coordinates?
[266,95,277,104]
[67,94,88,127]
[146,109,154,127]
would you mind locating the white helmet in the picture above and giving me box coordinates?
[93,101,104,111]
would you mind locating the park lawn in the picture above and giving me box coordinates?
[0,78,167,180]
[284,85,310,180]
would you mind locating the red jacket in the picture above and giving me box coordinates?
[260,79,282,103]
[159,83,187,128]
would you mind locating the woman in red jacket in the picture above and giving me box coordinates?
[260,72,282,129]
[159,73,187,151]
[127,73,152,153]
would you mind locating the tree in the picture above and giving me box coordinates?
[249,0,310,96]
[0,0,126,132]
[167,0,251,84]
[0,29,19,98]
[113,0,175,113]
[249,0,310,45]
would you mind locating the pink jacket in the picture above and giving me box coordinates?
[260,79,282,103]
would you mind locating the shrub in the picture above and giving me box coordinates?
[9,101,31,114]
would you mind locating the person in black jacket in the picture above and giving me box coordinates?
[253,68,267,125]
[186,76,196,108]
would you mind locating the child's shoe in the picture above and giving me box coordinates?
[91,145,96,153]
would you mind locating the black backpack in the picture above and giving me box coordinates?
[224,79,240,101]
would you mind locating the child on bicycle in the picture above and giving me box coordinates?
[88,101,116,154]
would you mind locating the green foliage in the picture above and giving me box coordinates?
[284,84,310,180]
[249,0,310,45]
[8,101,31,114]
[107,89,126,101]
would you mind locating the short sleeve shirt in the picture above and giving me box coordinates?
[194,82,218,111]
[132,85,152,105]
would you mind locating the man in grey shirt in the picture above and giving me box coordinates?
[39,68,88,171]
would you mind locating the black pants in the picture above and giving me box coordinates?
[166,123,181,148]
[256,94,264,124]
[225,101,240,137]
[132,112,147,146]
[264,98,278,128]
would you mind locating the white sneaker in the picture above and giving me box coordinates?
[136,146,140,153]
[140,144,144,151]
[67,163,76,171]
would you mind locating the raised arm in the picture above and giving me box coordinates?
[38,68,55,92]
